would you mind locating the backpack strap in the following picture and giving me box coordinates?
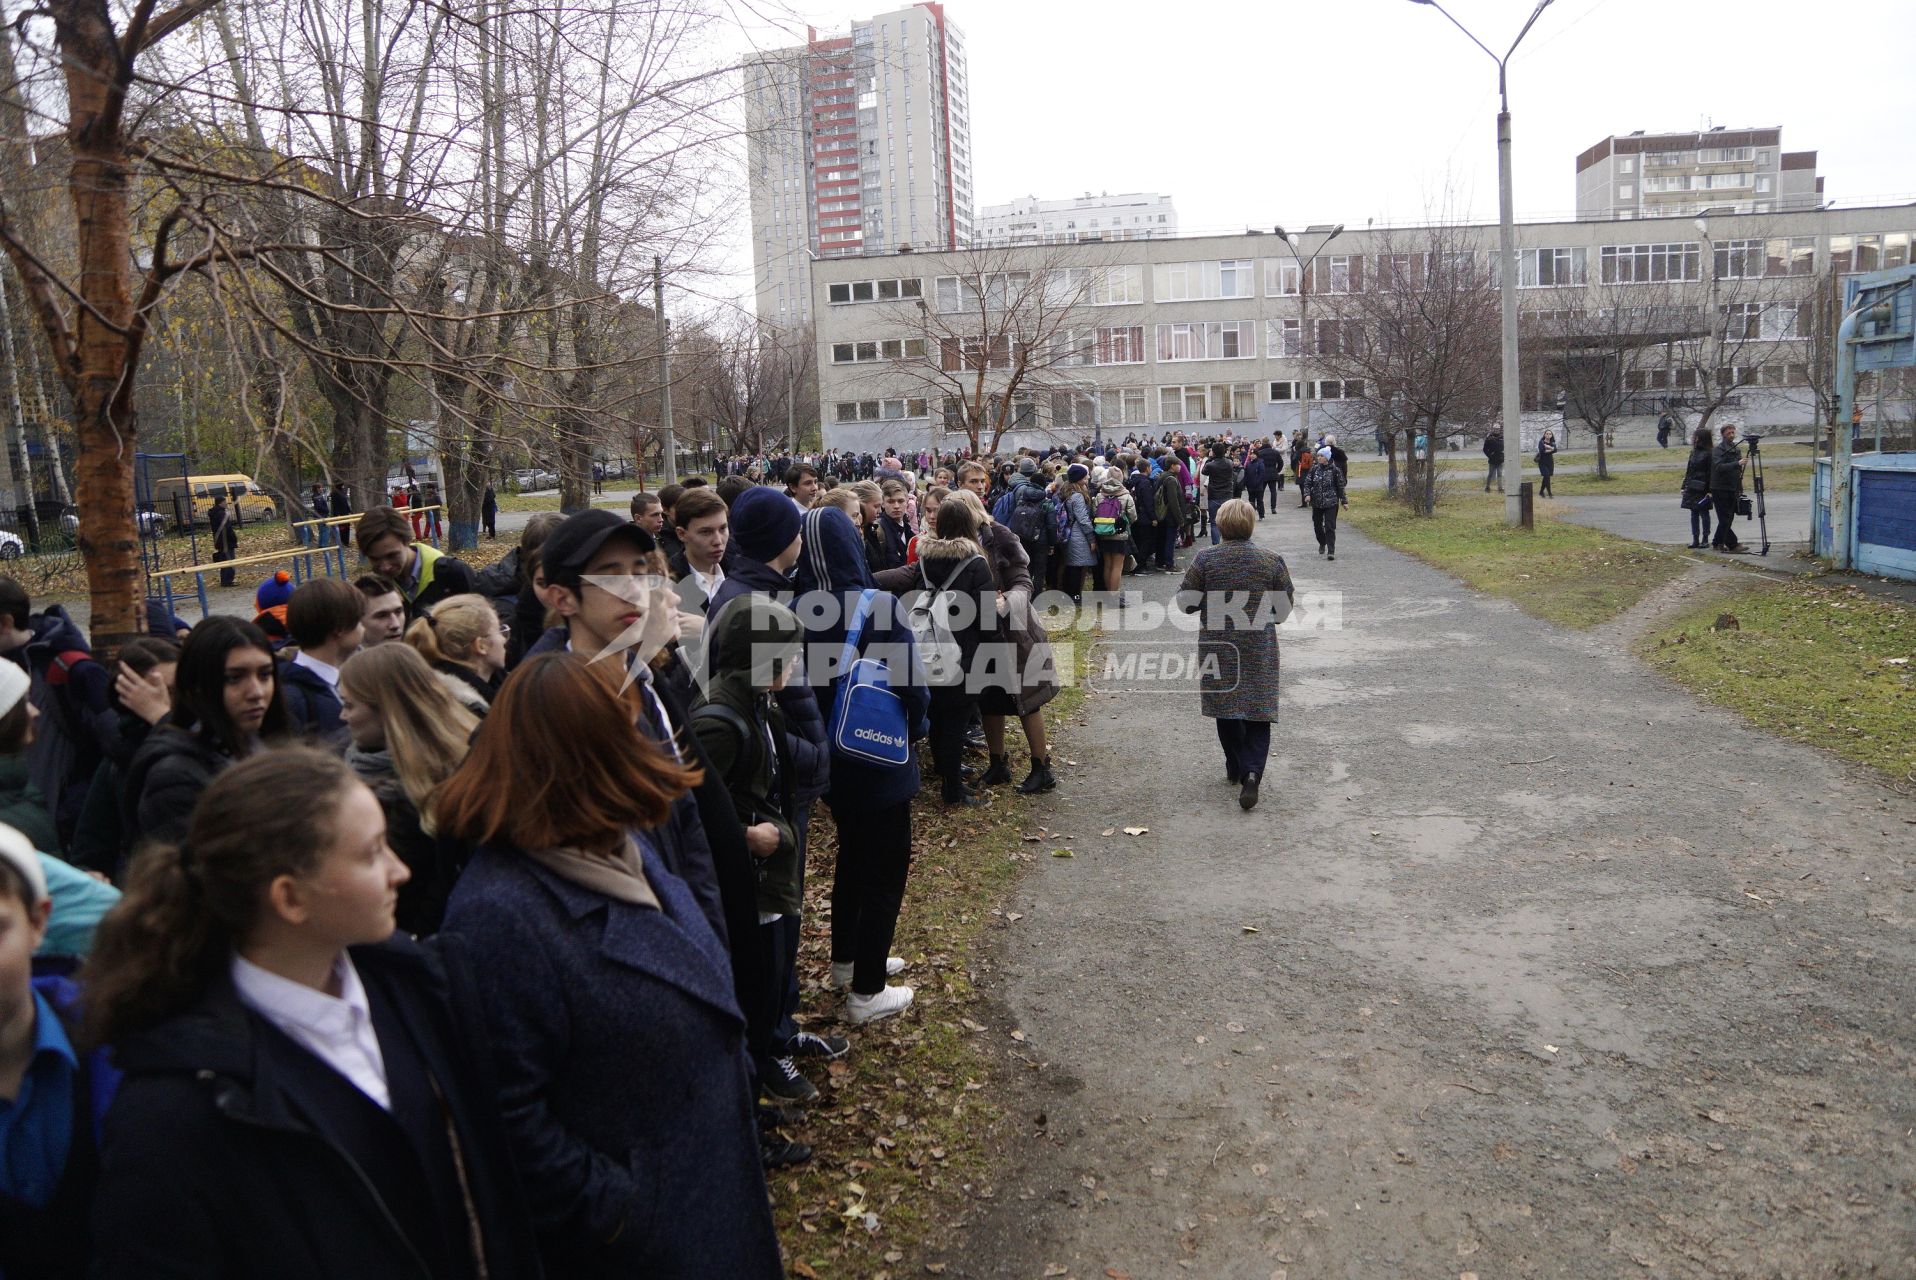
[46,650,95,688]
[691,702,759,778]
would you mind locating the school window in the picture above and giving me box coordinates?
[1763,236,1816,276]
[1153,259,1256,302]
[1712,239,1765,280]
[1099,387,1149,425]
[1157,383,1256,423]
[1155,321,1256,362]
[1095,326,1146,365]
[1049,390,1098,428]
[1599,243,1701,284]
[834,398,926,422]
[1518,247,1587,288]
[1264,260,1300,296]
[1267,318,1301,357]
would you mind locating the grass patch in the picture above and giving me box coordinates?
[1550,460,1812,499]
[770,635,1093,1276]
[1345,488,1689,628]
[1640,579,1916,784]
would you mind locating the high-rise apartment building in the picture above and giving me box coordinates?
[1576,127,1823,221]
[746,3,973,330]
[976,192,1178,247]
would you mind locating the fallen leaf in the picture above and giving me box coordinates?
[1006,912,1024,922]
[1542,1044,1560,1054]
[1226,1022,1245,1033]
[960,1017,986,1033]
[1010,1029,1027,1042]
[1044,1267,1068,1277]
[1241,925,1260,934]
[1702,1108,1730,1124]
[1106,1271,1133,1280]
[1052,848,1075,858]
[792,1263,818,1279]
[1101,828,1116,836]
[1123,826,1149,836]
[925,1266,947,1276]
[1021,834,1042,842]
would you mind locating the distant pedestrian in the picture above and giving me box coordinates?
[330,482,353,549]
[1656,408,1677,449]
[1483,427,1505,493]
[1302,446,1348,559]
[1535,430,1557,498]
[1177,498,1294,812]
[482,483,498,539]
[208,494,238,587]
[1681,426,1715,548]
[1709,422,1745,552]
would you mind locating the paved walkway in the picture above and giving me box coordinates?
[938,502,1915,1278]
[1554,490,1814,549]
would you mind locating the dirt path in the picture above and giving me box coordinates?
[934,503,1915,1279]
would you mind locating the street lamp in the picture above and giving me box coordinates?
[1410,0,1553,526]
[1273,223,1344,449]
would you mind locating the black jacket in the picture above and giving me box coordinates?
[1683,446,1714,495]
[1710,440,1744,493]
[91,938,543,1280]
[121,724,232,851]
[1483,432,1505,465]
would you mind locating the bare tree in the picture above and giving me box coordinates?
[1318,225,1500,515]
[871,244,1124,456]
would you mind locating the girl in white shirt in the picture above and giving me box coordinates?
[81,747,540,1279]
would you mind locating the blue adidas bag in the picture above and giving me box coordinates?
[830,589,912,767]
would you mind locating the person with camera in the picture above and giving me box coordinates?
[1709,422,1746,552]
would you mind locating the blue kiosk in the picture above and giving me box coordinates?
[1814,264,1916,579]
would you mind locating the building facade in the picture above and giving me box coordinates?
[975,192,1178,247]
[745,3,973,331]
[1576,127,1823,222]
[811,205,1914,453]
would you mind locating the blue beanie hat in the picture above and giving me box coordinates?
[731,486,804,563]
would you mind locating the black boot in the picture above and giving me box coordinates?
[941,777,983,807]
[979,753,1013,786]
[1238,772,1261,811]
[1015,756,1057,794]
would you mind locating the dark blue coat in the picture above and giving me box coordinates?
[441,842,782,1280]
[277,659,348,751]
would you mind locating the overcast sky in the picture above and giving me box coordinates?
[709,0,1915,314]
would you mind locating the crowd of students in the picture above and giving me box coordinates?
[0,428,1326,1276]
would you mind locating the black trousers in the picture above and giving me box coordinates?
[1311,504,1339,552]
[1267,478,1282,504]
[1247,485,1266,517]
[829,798,912,995]
[1710,490,1739,548]
[929,688,976,785]
[1215,718,1271,780]
[1061,562,1092,602]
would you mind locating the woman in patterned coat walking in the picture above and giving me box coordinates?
[1175,498,1295,811]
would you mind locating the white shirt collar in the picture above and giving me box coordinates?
[290,649,340,689]
[231,951,390,1110]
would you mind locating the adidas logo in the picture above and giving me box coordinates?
[853,727,906,748]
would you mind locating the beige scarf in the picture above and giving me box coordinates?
[524,837,660,910]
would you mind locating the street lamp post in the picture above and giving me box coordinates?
[1410,0,1553,526]
[1274,224,1344,450]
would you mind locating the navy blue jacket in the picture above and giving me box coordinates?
[277,659,348,751]
[441,842,782,1280]
[91,938,542,1280]
[1126,470,1159,530]
[792,508,930,813]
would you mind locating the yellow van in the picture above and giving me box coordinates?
[149,474,280,527]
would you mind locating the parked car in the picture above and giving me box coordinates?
[59,509,166,539]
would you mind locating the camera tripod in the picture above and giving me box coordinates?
[1744,435,1771,556]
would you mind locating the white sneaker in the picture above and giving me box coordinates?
[829,957,905,990]
[845,985,914,1025]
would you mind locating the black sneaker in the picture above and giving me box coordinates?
[1239,772,1261,812]
[758,1101,805,1129]
[759,1055,819,1104]
[788,1031,850,1061]
[760,1132,813,1169]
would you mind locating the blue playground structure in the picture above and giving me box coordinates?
[1815,265,1916,580]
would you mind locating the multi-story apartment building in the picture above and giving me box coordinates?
[1577,127,1823,221]
[976,192,1178,247]
[811,204,1913,452]
[745,3,973,331]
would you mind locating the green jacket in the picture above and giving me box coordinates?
[691,598,803,916]
[0,751,60,853]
